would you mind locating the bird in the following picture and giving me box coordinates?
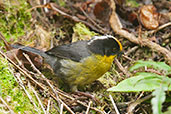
[11,35,123,91]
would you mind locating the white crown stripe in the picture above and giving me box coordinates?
[87,35,115,45]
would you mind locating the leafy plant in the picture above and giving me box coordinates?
[108,60,171,114]
[107,72,171,92]
[129,60,171,75]
[108,60,171,92]
[151,86,167,114]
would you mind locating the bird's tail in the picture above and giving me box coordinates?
[11,44,57,69]
[11,44,47,58]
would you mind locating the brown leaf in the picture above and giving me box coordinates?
[140,5,159,30]
[93,0,111,22]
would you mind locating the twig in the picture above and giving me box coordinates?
[22,53,76,114]
[149,22,171,34]
[0,50,46,90]
[27,3,104,34]
[109,0,171,64]
[0,32,12,50]
[80,7,109,33]
[51,91,104,114]
[46,98,51,114]
[86,101,92,114]
[32,87,47,114]
[127,95,152,114]
[0,96,15,114]
[27,4,45,12]
[109,95,120,114]
[22,53,61,105]
[114,58,130,77]
[57,96,75,114]
[60,103,64,114]
[14,73,40,114]
[124,46,139,56]
[122,55,133,61]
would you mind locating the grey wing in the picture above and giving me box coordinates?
[45,41,91,62]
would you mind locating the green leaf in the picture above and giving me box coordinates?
[107,72,171,92]
[151,86,167,114]
[129,60,171,74]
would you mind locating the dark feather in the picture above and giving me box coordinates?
[46,41,91,62]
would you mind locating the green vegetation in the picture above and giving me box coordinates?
[0,0,31,42]
[126,0,140,7]
[72,22,99,42]
[0,57,40,113]
[108,60,171,114]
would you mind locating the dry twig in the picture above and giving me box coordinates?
[86,101,92,114]
[127,95,152,114]
[27,3,104,34]
[22,53,76,114]
[60,103,64,114]
[149,22,171,34]
[46,98,51,114]
[32,87,47,114]
[114,58,130,77]
[0,96,15,114]
[109,0,171,64]
[109,95,120,114]
[14,73,40,113]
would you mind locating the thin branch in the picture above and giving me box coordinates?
[85,101,92,114]
[60,103,64,114]
[22,53,76,114]
[80,7,109,33]
[109,0,171,64]
[22,53,61,105]
[109,95,120,114]
[127,95,152,114]
[0,32,12,50]
[124,46,139,56]
[27,3,104,34]
[149,22,171,34]
[14,73,40,114]
[0,96,15,114]
[0,50,46,90]
[32,87,47,114]
[114,58,130,77]
[46,98,51,114]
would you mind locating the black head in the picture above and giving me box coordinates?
[87,35,123,56]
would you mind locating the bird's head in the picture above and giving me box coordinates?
[87,35,123,57]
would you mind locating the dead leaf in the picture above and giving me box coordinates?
[139,5,159,30]
[93,0,111,22]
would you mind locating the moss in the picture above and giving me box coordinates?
[0,57,40,113]
[126,0,140,8]
[0,0,31,43]
[72,23,99,42]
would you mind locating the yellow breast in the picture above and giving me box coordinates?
[61,54,116,86]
